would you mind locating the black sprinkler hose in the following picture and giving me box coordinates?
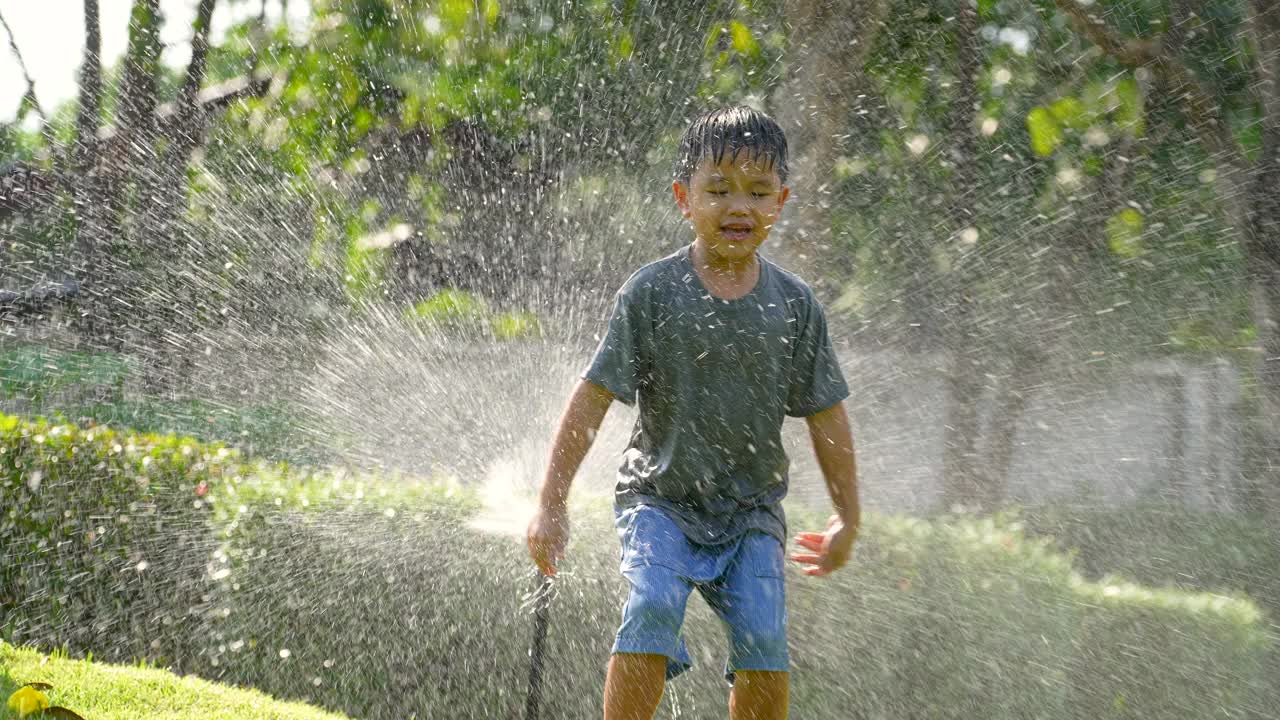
[525,572,554,720]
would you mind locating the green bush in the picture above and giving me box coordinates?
[1023,504,1280,617]
[1068,578,1267,718]
[1,415,1273,719]
[1024,505,1280,720]
[402,289,542,340]
[201,503,1272,720]
[778,512,1080,719]
[63,399,330,466]
[0,413,227,670]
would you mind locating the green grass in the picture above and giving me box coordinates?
[0,642,352,720]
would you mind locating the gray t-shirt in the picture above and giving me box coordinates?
[583,244,849,546]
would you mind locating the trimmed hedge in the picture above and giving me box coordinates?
[1023,505,1280,619]
[0,413,225,670]
[2,412,1274,719]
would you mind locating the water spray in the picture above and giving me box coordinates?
[0,279,79,319]
[466,454,560,718]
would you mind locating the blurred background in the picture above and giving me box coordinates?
[2,1,1279,718]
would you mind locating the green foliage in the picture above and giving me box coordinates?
[0,641,355,719]
[1027,74,1147,161]
[403,288,489,327]
[490,310,542,340]
[342,241,387,302]
[0,123,42,162]
[0,412,1271,717]
[194,500,1272,720]
[788,507,1269,719]
[0,412,472,670]
[196,0,785,311]
[1023,503,1280,619]
[1023,503,1280,718]
[402,289,543,340]
[1112,76,1145,137]
[0,348,129,408]
[1028,106,1064,157]
[0,345,322,464]
[1169,317,1257,354]
[1049,96,1090,131]
[0,414,227,667]
[1106,207,1145,257]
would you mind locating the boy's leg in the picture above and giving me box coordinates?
[729,670,789,720]
[701,531,790,718]
[603,652,668,720]
[608,506,699,719]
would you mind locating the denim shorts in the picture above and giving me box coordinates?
[611,504,788,684]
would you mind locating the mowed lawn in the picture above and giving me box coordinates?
[1,642,351,720]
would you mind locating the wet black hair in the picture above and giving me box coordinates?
[673,105,789,185]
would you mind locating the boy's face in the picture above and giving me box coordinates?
[673,151,790,264]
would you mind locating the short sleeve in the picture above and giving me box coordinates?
[582,283,648,406]
[785,296,849,417]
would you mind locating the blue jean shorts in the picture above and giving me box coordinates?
[611,504,788,684]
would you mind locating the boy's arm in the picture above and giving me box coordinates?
[538,378,615,509]
[792,400,860,576]
[806,400,860,530]
[527,378,615,576]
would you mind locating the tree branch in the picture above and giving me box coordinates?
[166,0,218,163]
[1,72,275,221]
[75,0,102,176]
[99,71,273,143]
[0,8,47,124]
[1053,0,1241,165]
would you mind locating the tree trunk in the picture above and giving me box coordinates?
[1240,0,1280,515]
[939,1,991,512]
[941,335,987,511]
[105,0,164,305]
[773,0,888,287]
[983,348,1043,506]
[1164,371,1189,499]
[137,0,217,393]
[71,0,112,353]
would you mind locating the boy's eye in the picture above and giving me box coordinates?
[707,190,728,195]
[752,192,770,198]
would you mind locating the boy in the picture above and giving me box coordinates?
[527,106,859,720]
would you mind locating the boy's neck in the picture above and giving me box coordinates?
[690,240,759,281]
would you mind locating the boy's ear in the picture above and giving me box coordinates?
[777,185,791,210]
[672,180,692,218]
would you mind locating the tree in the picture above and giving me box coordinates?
[1050,0,1280,513]
[938,1,991,510]
[772,0,890,285]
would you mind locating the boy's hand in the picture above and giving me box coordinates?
[527,506,570,577]
[790,514,857,577]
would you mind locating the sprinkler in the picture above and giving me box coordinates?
[523,571,556,720]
